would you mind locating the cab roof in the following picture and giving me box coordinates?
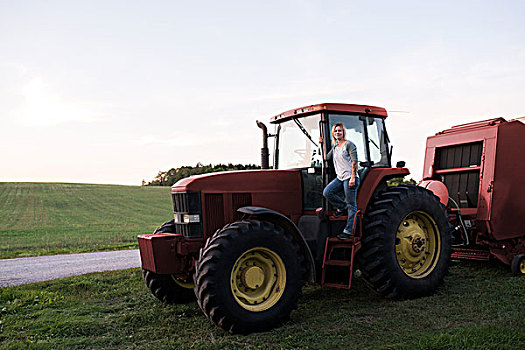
[270,103,388,124]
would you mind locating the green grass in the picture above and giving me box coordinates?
[1,182,524,349]
[0,183,172,259]
[1,261,524,349]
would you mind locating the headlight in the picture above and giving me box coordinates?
[183,214,200,223]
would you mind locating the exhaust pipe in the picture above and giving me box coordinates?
[256,120,269,169]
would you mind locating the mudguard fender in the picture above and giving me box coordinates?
[419,180,449,206]
[238,206,316,283]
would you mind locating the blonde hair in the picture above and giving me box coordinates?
[331,123,346,144]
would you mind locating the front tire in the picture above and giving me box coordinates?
[194,220,305,334]
[142,269,195,304]
[359,185,452,299]
[511,254,525,276]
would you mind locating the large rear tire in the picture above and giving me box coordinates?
[194,220,305,334]
[359,185,452,299]
[142,219,195,304]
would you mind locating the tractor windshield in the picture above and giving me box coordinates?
[275,113,322,169]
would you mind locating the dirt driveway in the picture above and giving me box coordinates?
[0,249,141,287]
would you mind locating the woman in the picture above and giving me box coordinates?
[323,123,359,239]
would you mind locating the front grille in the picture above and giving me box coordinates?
[172,192,189,212]
[172,191,202,238]
[172,192,253,237]
[174,223,202,237]
[172,192,201,213]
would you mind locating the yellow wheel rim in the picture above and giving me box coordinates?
[520,259,525,274]
[230,247,286,312]
[171,275,194,289]
[395,211,441,279]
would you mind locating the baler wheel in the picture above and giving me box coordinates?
[193,220,305,334]
[511,254,525,276]
[141,219,196,304]
[358,185,452,299]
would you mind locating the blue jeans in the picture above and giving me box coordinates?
[323,177,359,234]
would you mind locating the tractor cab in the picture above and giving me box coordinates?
[263,103,392,211]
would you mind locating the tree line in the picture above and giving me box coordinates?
[145,163,417,187]
[146,163,261,186]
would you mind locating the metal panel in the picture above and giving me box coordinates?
[232,193,252,221]
[441,172,480,208]
[491,121,525,240]
[204,193,225,236]
[437,142,482,169]
[172,170,303,226]
[138,233,181,274]
[435,143,483,209]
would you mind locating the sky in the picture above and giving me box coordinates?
[1,0,524,185]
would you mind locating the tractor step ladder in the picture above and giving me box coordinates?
[321,237,361,290]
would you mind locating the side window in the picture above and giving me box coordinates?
[366,117,389,167]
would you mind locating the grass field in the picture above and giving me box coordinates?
[0,183,172,259]
[1,261,524,349]
[0,182,524,349]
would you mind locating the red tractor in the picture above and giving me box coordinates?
[420,117,525,275]
[138,103,452,334]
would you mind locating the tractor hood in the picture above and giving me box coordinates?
[172,169,301,193]
[172,170,303,217]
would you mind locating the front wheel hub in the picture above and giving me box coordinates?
[242,266,265,289]
[230,247,286,312]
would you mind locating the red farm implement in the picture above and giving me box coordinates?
[421,118,525,275]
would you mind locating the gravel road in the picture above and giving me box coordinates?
[0,249,141,287]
